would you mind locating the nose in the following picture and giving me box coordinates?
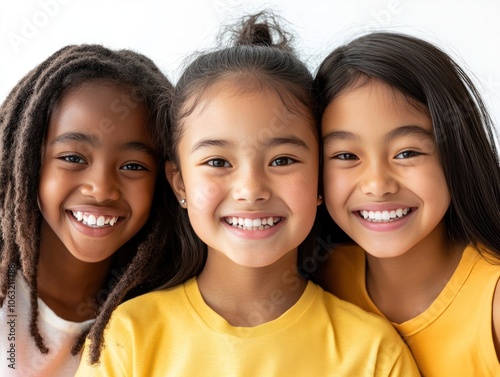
[232,165,271,203]
[359,161,398,197]
[80,164,121,202]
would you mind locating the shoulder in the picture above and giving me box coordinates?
[108,283,188,332]
[469,245,500,362]
[317,285,399,341]
[316,287,420,375]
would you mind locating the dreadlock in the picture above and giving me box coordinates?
[0,44,179,364]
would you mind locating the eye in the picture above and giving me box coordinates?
[395,150,421,159]
[59,154,86,164]
[333,153,358,160]
[207,159,231,168]
[271,157,296,166]
[121,163,147,171]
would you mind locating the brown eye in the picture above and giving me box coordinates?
[334,153,358,160]
[271,157,295,166]
[207,159,230,167]
[395,151,421,159]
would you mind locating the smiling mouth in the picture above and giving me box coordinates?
[358,208,413,222]
[224,216,282,230]
[71,211,121,227]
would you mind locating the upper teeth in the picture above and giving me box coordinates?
[225,216,281,230]
[72,211,119,227]
[360,208,410,222]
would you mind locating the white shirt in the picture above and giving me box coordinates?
[0,270,93,376]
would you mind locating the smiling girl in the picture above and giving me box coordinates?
[76,12,420,377]
[315,32,500,376]
[0,45,175,376]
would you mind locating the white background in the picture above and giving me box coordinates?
[0,0,498,127]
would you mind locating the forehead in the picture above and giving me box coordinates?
[322,80,432,136]
[47,81,151,144]
[181,82,317,147]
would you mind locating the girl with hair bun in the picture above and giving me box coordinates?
[77,13,420,376]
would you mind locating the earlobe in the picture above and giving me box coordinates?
[165,161,186,201]
[317,195,323,206]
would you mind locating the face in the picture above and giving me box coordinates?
[38,81,158,263]
[168,83,319,268]
[322,80,450,258]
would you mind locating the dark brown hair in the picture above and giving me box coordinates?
[164,11,320,287]
[0,44,178,364]
[314,31,500,259]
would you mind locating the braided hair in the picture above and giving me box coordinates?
[0,44,178,364]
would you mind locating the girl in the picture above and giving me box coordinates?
[76,12,420,376]
[0,44,177,376]
[315,32,500,376]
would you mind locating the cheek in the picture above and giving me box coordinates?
[38,169,61,212]
[185,175,224,213]
[422,169,451,213]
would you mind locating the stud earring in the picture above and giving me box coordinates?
[179,198,187,206]
[317,195,323,205]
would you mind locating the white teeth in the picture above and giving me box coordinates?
[225,216,281,230]
[360,208,411,222]
[87,214,97,225]
[71,211,119,228]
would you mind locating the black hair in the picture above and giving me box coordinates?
[314,31,500,259]
[0,44,178,364]
[164,10,320,287]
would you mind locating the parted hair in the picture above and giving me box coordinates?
[314,31,500,259]
[165,10,320,288]
[0,44,178,364]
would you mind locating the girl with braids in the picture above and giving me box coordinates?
[77,12,420,376]
[0,44,176,376]
[315,32,500,376]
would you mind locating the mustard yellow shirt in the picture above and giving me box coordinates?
[324,244,500,376]
[76,278,420,376]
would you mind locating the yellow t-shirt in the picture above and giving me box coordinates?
[323,244,500,377]
[76,278,420,377]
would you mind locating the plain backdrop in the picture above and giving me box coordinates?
[0,0,499,127]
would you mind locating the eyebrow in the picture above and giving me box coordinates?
[191,136,310,153]
[261,136,310,150]
[120,141,156,156]
[322,125,434,144]
[49,132,101,147]
[50,132,156,156]
[384,125,434,142]
[322,130,359,145]
[191,139,230,153]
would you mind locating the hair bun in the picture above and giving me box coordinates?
[231,11,293,53]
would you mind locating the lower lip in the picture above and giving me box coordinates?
[222,219,284,240]
[356,210,415,232]
[67,211,122,237]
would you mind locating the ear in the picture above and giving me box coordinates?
[165,161,186,201]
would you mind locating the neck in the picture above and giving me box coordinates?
[366,223,466,323]
[37,221,113,322]
[197,249,307,327]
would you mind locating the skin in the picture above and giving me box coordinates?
[321,79,500,358]
[167,82,320,326]
[37,81,158,321]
